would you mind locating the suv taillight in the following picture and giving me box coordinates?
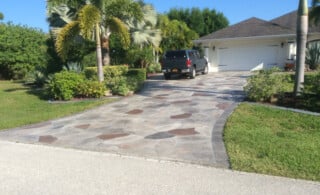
[186,59,192,67]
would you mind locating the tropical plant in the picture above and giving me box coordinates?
[294,0,308,96]
[24,70,49,88]
[306,42,320,70]
[47,0,142,82]
[127,4,162,63]
[126,45,153,68]
[310,0,320,24]
[63,62,83,73]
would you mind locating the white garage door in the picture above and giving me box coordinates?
[218,45,279,71]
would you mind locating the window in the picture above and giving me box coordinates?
[165,51,186,59]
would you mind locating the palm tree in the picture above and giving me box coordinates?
[127,4,162,63]
[47,0,133,82]
[0,12,4,20]
[294,0,309,96]
[310,0,320,24]
[55,4,105,82]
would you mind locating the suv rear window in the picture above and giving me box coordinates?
[165,51,186,59]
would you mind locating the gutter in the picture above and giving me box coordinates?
[194,34,297,44]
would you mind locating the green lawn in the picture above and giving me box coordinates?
[224,103,320,181]
[0,81,116,130]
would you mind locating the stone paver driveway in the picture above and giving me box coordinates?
[0,72,248,168]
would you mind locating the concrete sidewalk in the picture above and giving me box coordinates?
[0,141,319,195]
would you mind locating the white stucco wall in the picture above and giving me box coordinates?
[199,36,297,72]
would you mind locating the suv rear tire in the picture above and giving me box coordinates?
[202,64,208,75]
[190,67,196,79]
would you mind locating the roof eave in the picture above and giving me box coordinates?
[194,34,297,43]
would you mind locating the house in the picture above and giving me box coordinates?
[194,10,320,72]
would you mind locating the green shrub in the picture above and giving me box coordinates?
[48,71,85,100]
[147,63,162,73]
[111,76,130,96]
[0,23,48,79]
[84,67,98,80]
[306,42,320,70]
[244,68,292,102]
[127,68,146,92]
[84,65,128,80]
[304,72,320,95]
[104,65,129,79]
[127,68,146,83]
[83,66,146,95]
[77,80,106,98]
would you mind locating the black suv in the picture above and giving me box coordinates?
[161,50,208,79]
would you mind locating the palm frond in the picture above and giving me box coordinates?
[310,6,320,25]
[127,4,162,48]
[47,0,86,10]
[107,17,130,49]
[78,4,101,39]
[55,21,80,60]
[142,5,157,27]
[90,0,104,11]
[47,4,75,29]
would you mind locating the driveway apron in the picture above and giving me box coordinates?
[0,72,248,168]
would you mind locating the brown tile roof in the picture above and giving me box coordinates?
[270,10,320,33]
[198,17,294,40]
[198,10,320,41]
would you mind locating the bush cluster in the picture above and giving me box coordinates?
[48,71,106,100]
[127,68,147,91]
[48,71,84,100]
[84,65,146,96]
[147,63,161,74]
[244,68,292,102]
[77,80,106,99]
[304,72,320,95]
[0,23,48,80]
[45,65,146,100]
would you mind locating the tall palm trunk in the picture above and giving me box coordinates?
[294,0,308,96]
[96,23,104,82]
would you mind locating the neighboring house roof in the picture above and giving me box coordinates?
[198,10,320,41]
[198,17,294,41]
[270,10,320,34]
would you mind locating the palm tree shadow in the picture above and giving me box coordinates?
[26,87,50,100]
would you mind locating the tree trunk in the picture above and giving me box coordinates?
[294,0,308,96]
[96,23,104,82]
[102,29,111,66]
[103,50,110,65]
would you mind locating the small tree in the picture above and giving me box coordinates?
[0,23,48,79]
[306,42,320,70]
[158,16,199,51]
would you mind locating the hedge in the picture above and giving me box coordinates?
[84,65,146,96]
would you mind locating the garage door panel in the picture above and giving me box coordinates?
[218,45,279,71]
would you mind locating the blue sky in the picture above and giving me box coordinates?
[0,0,305,33]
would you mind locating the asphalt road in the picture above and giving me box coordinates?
[1,141,319,195]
